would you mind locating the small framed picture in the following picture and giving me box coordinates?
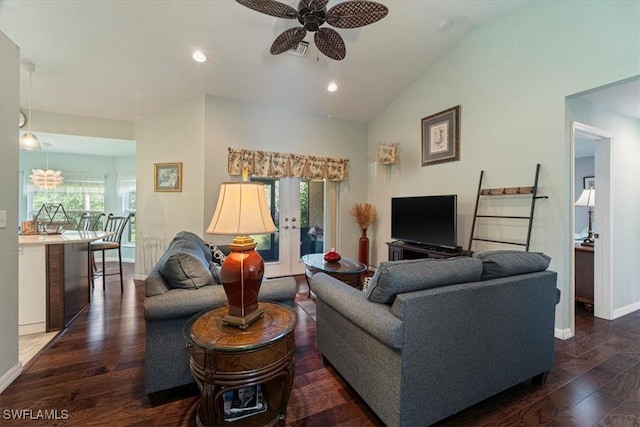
[583,176,595,189]
[421,105,460,166]
[154,162,182,192]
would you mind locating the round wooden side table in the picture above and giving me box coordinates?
[183,302,297,427]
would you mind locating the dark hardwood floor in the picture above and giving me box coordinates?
[1,264,639,426]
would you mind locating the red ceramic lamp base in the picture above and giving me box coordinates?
[220,236,265,329]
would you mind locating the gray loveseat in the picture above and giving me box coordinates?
[311,250,559,426]
[143,231,297,394]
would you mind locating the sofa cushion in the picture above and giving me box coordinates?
[366,257,483,304]
[157,234,215,289]
[475,250,551,280]
[174,231,213,263]
[146,266,170,297]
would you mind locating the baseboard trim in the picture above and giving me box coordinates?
[0,362,23,394]
[18,322,46,336]
[612,301,640,320]
[555,327,573,340]
[133,274,147,281]
[101,257,134,263]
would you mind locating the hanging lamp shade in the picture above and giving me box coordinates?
[20,62,42,152]
[30,168,64,189]
[30,143,64,189]
[20,132,42,152]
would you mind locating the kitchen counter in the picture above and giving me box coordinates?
[19,230,112,245]
[18,231,112,335]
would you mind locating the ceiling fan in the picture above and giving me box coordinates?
[236,0,388,61]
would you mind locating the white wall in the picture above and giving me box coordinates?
[135,96,207,276]
[366,1,640,333]
[567,97,640,315]
[29,110,134,140]
[134,94,368,276]
[0,31,21,392]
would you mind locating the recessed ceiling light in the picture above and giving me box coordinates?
[327,82,338,92]
[192,51,207,63]
[438,20,453,32]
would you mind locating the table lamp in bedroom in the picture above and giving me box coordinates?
[575,188,595,246]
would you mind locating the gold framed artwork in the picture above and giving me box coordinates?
[421,105,460,166]
[154,162,182,192]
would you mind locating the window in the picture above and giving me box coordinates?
[25,171,105,227]
[118,172,136,243]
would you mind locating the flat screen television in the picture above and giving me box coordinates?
[391,195,458,250]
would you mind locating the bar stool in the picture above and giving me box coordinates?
[77,212,105,231]
[90,213,133,292]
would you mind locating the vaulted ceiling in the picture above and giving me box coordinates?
[1,0,536,124]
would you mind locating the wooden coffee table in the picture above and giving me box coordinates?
[301,253,368,292]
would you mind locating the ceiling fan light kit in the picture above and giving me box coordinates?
[236,0,388,61]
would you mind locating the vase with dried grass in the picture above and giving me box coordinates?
[349,203,376,266]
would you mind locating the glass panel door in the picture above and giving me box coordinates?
[258,178,326,277]
[300,180,325,256]
[253,178,280,262]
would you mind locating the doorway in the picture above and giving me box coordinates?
[256,178,327,277]
[571,122,613,330]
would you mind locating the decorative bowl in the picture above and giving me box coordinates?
[45,225,62,234]
[324,249,341,263]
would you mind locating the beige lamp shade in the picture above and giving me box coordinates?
[575,188,595,207]
[206,182,276,235]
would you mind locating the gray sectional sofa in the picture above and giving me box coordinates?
[143,231,297,394]
[311,250,559,427]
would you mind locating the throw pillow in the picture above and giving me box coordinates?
[210,261,222,285]
[475,250,551,280]
[173,231,213,263]
[366,257,483,304]
[158,236,215,289]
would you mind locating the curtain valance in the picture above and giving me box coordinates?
[227,148,349,181]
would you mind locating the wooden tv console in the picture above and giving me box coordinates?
[387,241,469,261]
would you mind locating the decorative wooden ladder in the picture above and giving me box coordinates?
[467,163,548,253]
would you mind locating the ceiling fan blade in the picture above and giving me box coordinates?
[300,0,329,12]
[314,28,346,61]
[326,1,388,28]
[271,27,307,55]
[236,0,298,19]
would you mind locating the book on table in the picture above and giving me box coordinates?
[223,384,268,422]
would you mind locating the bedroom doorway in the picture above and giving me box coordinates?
[571,122,613,328]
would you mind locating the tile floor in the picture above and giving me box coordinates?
[18,331,58,367]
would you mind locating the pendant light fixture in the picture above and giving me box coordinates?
[30,143,64,189]
[19,62,42,152]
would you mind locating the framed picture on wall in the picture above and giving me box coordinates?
[154,162,182,192]
[583,176,595,189]
[421,105,460,166]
